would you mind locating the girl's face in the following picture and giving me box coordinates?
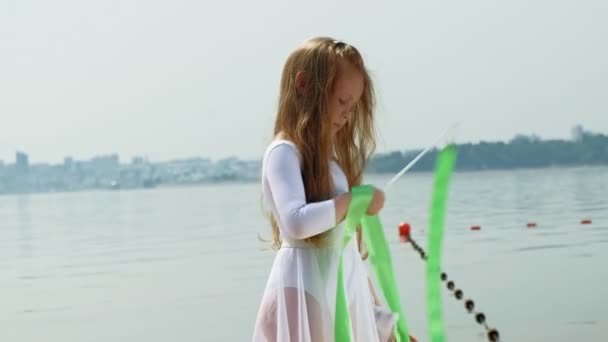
[327,62,364,137]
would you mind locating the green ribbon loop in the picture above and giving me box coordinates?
[335,145,457,342]
[362,214,409,341]
[335,186,372,341]
[335,185,410,342]
[426,145,457,342]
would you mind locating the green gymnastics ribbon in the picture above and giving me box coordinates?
[426,145,457,342]
[335,185,410,341]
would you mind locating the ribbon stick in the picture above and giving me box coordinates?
[426,145,457,342]
[383,123,458,192]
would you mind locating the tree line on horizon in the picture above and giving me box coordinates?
[368,132,608,173]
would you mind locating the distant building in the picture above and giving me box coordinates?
[62,156,74,173]
[16,151,29,173]
[89,154,119,172]
[131,156,147,165]
[571,124,585,142]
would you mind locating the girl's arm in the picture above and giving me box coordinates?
[266,143,351,239]
[266,143,383,240]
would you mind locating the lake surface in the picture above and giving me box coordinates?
[1,166,607,341]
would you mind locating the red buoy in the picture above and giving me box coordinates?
[399,222,411,241]
[581,219,592,225]
[470,225,481,231]
[527,222,537,228]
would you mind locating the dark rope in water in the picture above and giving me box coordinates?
[406,234,500,342]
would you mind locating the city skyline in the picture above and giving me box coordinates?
[1,125,604,166]
[1,128,606,195]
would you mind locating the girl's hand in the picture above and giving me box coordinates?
[335,187,385,224]
[366,187,385,215]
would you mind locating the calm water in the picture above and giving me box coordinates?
[1,166,607,341]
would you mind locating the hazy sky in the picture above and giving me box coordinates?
[1,0,606,164]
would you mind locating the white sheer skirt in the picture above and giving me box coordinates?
[252,237,397,342]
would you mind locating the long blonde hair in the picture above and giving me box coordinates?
[267,37,376,249]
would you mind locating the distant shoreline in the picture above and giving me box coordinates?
[2,130,606,196]
[370,162,608,174]
[368,132,608,173]
[1,164,606,197]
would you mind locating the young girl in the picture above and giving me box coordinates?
[253,37,397,342]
